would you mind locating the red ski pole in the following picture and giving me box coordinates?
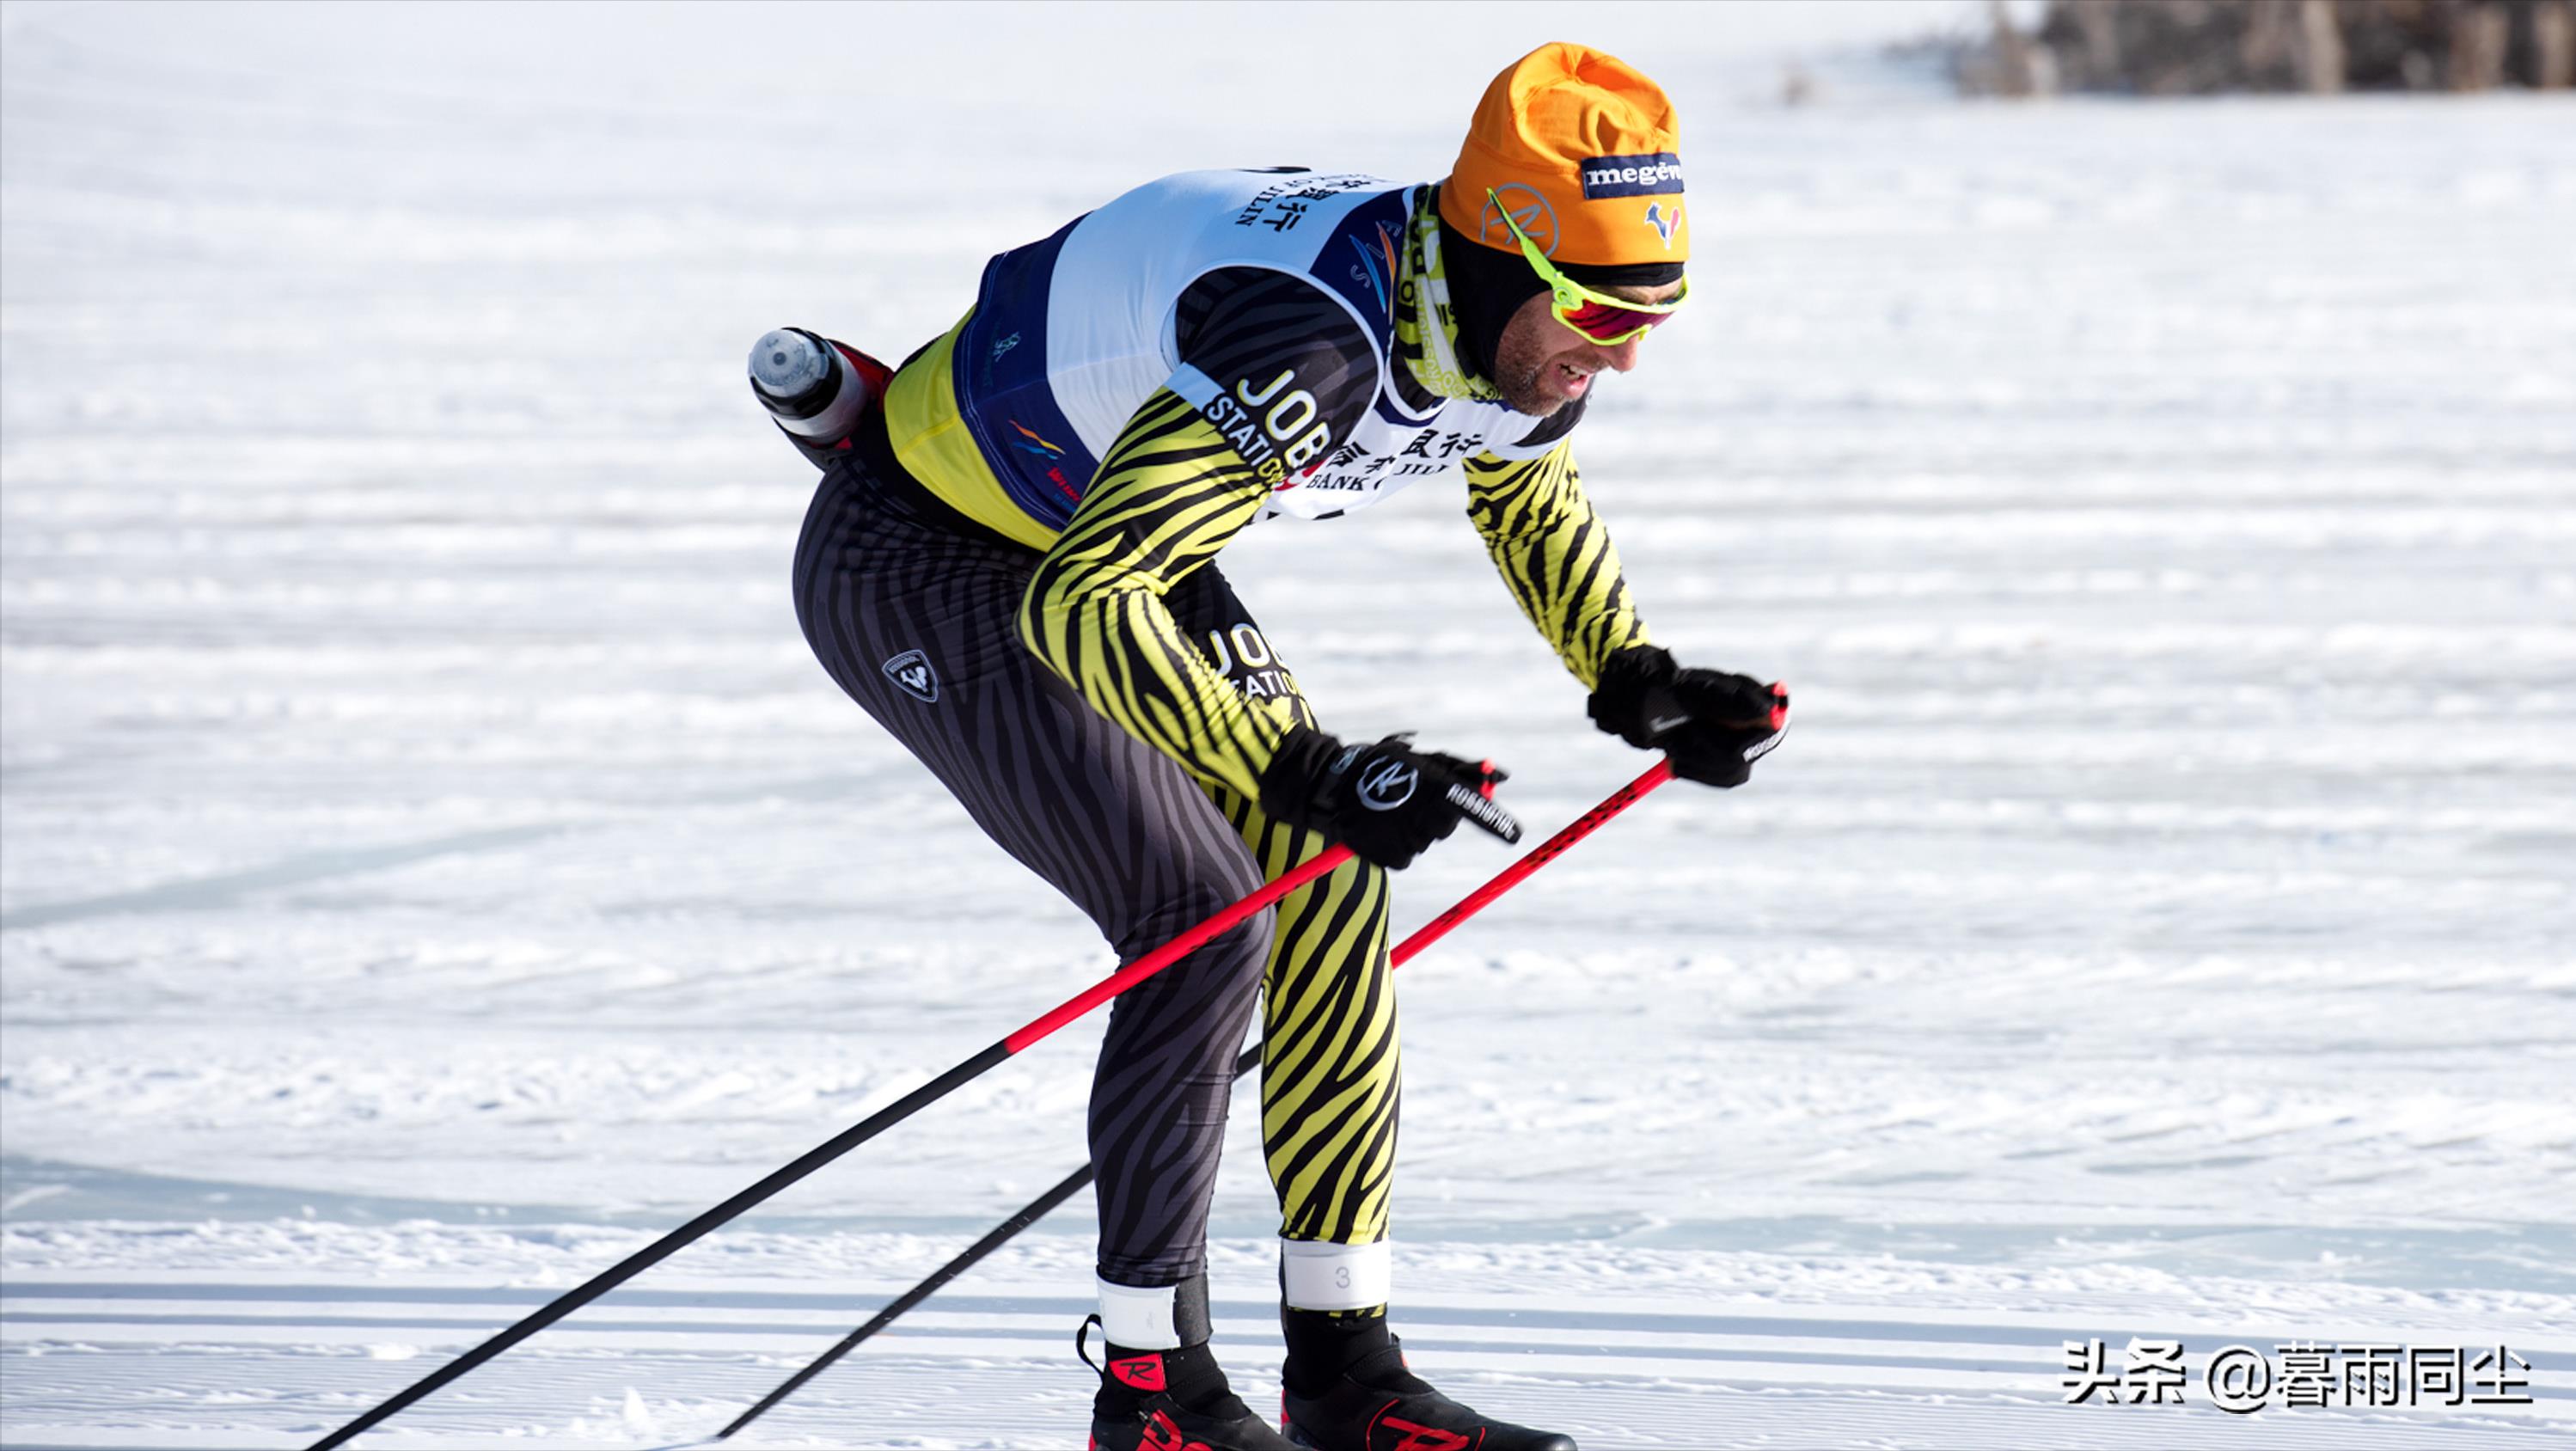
[308,844,1353,1451]
[707,760,1680,1441]
[1392,758,1671,962]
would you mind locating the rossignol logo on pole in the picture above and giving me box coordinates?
[882,649,939,703]
[1443,781,1515,838]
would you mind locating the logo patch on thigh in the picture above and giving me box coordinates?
[882,648,939,703]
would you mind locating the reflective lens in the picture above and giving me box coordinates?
[1558,297,1681,345]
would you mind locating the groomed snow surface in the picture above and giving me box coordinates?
[3,3,2572,1448]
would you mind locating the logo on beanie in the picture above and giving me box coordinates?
[1643,201,1682,249]
[1580,152,1685,199]
[1479,183,1558,256]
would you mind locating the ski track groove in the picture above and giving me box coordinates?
[5,1304,2571,1449]
[7,1279,2573,1447]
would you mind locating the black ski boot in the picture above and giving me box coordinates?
[1081,1316,1300,1451]
[1279,1311,1575,1451]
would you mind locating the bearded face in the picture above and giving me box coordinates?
[1484,281,1680,416]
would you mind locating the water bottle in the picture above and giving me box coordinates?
[750,327,872,447]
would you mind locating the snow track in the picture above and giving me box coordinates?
[7,1270,2570,1449]
[6,3,2573,1448]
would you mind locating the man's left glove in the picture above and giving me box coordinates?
[1588,645,1789,787]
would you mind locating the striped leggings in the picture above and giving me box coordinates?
[792,452,1397,1288]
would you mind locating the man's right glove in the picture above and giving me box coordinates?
[1258,725,1522,870]
[1588,645,1790,788]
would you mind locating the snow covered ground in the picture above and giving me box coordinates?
[4,3,2573,1447]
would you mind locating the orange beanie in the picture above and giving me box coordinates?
[1440,42,1687,267]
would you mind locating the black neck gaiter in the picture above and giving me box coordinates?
[1438,217,1545,384]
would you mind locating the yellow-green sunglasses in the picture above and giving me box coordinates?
[1487,187,1688,346]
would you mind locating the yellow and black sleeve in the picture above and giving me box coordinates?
[1462,441,1654,690]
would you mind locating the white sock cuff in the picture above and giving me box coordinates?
[1280,1238,1392,1312]
[1096,1277,1181,1350]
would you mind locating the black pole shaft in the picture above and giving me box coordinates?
[308,1040,1010,1451]
[714,1153,1100,1438]
[716,1040,1267,1440]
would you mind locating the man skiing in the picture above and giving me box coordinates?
[758,43,1787,1451]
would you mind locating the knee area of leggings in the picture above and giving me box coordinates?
[1115,875,1274,958]
[1123,910,1273,1005]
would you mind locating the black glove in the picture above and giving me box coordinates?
[1588,645,1789,788]
[1258,725,1523,870]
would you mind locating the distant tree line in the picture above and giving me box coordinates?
[1943,0,2575,95]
